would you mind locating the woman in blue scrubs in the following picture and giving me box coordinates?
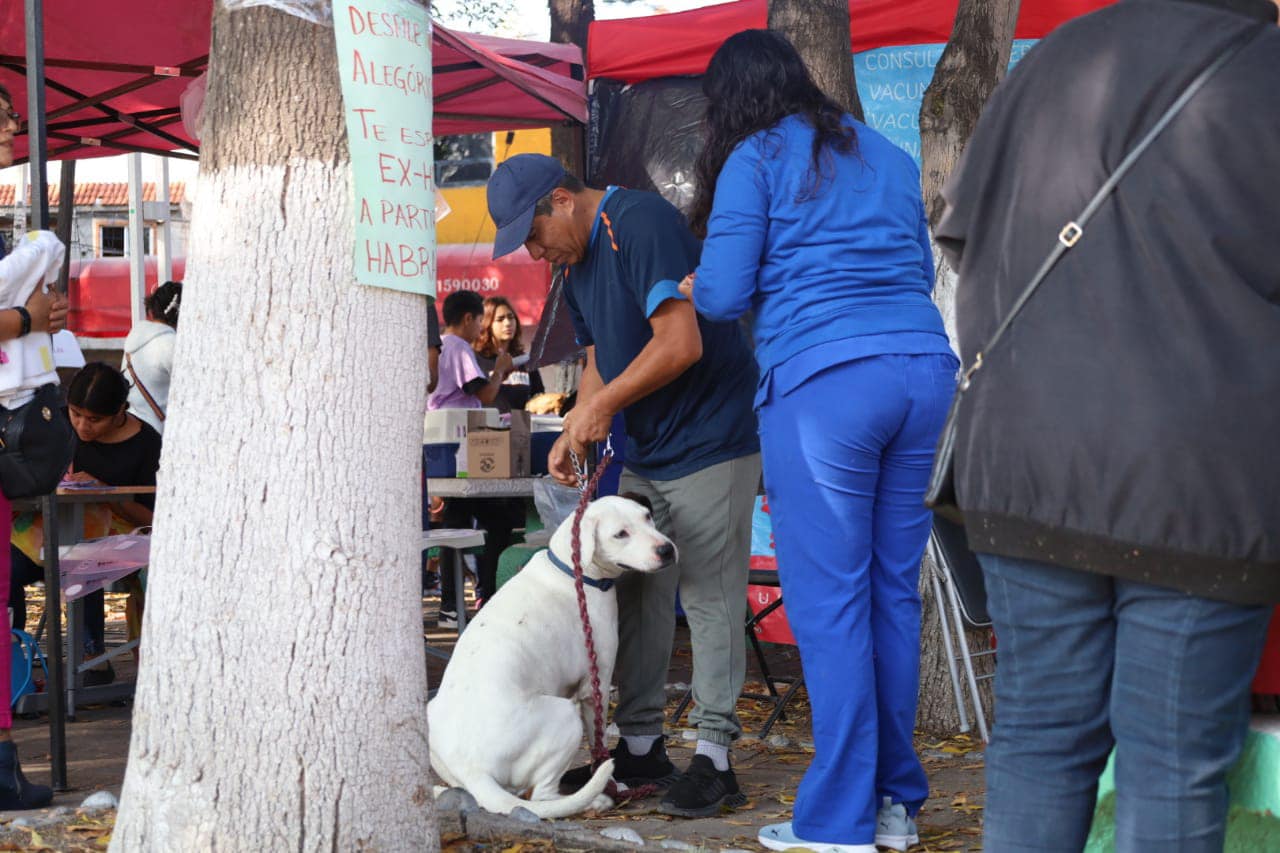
[681,30,958,853]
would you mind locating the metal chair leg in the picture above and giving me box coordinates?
[670,691,692,725]
[451,549,468,632]
[746,598,786,704]
[929,537,971,735]
[943,566,990,743]
[757,675,805,740]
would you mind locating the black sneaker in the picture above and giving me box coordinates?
[83,661,116,687]
[657,754,747,817]
[0,742,52,810]
[560,737,679,792]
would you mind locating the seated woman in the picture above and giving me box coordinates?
[10,362,161,678]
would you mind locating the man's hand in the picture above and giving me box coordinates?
[547,431,588,487]
[562,398,613,448]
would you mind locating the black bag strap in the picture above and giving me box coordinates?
[957,26,1263,393]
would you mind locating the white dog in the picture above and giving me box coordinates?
[429,495,676,819]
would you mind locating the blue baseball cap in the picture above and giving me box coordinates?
[487,154,567,259]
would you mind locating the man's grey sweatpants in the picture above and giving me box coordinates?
[614,452,762,747]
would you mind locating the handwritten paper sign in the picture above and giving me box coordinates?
[334,0,435,295]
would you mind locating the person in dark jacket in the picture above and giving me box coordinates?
[936,1,1280,850]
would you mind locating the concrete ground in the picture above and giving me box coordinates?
[0,593,987,851]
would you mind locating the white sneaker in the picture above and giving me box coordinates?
[874,797,919,851]
[758,822,876,853]
[437,611,458,629]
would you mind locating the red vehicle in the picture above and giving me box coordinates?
[67,256,187,339]
[67,246,549,340]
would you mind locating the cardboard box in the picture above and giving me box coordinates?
[423,408,500,445]
[466,411,531,478]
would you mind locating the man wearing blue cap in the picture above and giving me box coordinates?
[487,154,761,817]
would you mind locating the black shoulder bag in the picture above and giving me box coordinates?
[925,29,1263,524]
[0,382,76,499]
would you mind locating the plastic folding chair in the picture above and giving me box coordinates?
[927,516,995,742]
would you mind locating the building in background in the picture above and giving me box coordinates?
[1,181,188,260]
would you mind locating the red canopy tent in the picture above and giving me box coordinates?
[431,25,585,135]
[0,3,206,164]
[0,5,585,163]
[587,0,1114,82]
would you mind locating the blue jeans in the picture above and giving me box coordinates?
[759,353,956,843]
[978,553,1271,852]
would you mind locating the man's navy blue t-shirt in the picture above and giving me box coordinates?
[563,187,758,481]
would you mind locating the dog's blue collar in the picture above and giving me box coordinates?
[547,549,615,591]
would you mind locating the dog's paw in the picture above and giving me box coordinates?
[435,787,479,814]
[588,793,615,814]
[508,806,542,824]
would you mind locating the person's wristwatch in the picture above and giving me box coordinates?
[13,306,31,337]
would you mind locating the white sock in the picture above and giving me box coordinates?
[695,740,730,771]
[623,734,659,756]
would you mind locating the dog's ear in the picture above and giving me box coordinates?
[550,505,600,569]
[576,504,599,567]
[619,492,653,513]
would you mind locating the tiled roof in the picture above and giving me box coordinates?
[0,181,186,208]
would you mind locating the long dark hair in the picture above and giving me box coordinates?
[473,296,526,358]
[689,29,858,238]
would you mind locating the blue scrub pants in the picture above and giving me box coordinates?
[758,353,956,844]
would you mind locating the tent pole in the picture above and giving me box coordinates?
[23,0,49,229]
[55,159,74,294]
[127,153,146,325]
[11,165,28,245]
[25,0,69,794]
[156,157,173,283]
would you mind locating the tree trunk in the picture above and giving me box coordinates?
[111,5,435,850]
[914,0,1020,736]
[549,0,592,176]
[768,0,863,120]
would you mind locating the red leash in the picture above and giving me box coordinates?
[568,446,656,805]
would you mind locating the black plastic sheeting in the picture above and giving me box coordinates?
[528,267,583,369]
[530,75,717,369]
[588,77,708,215]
